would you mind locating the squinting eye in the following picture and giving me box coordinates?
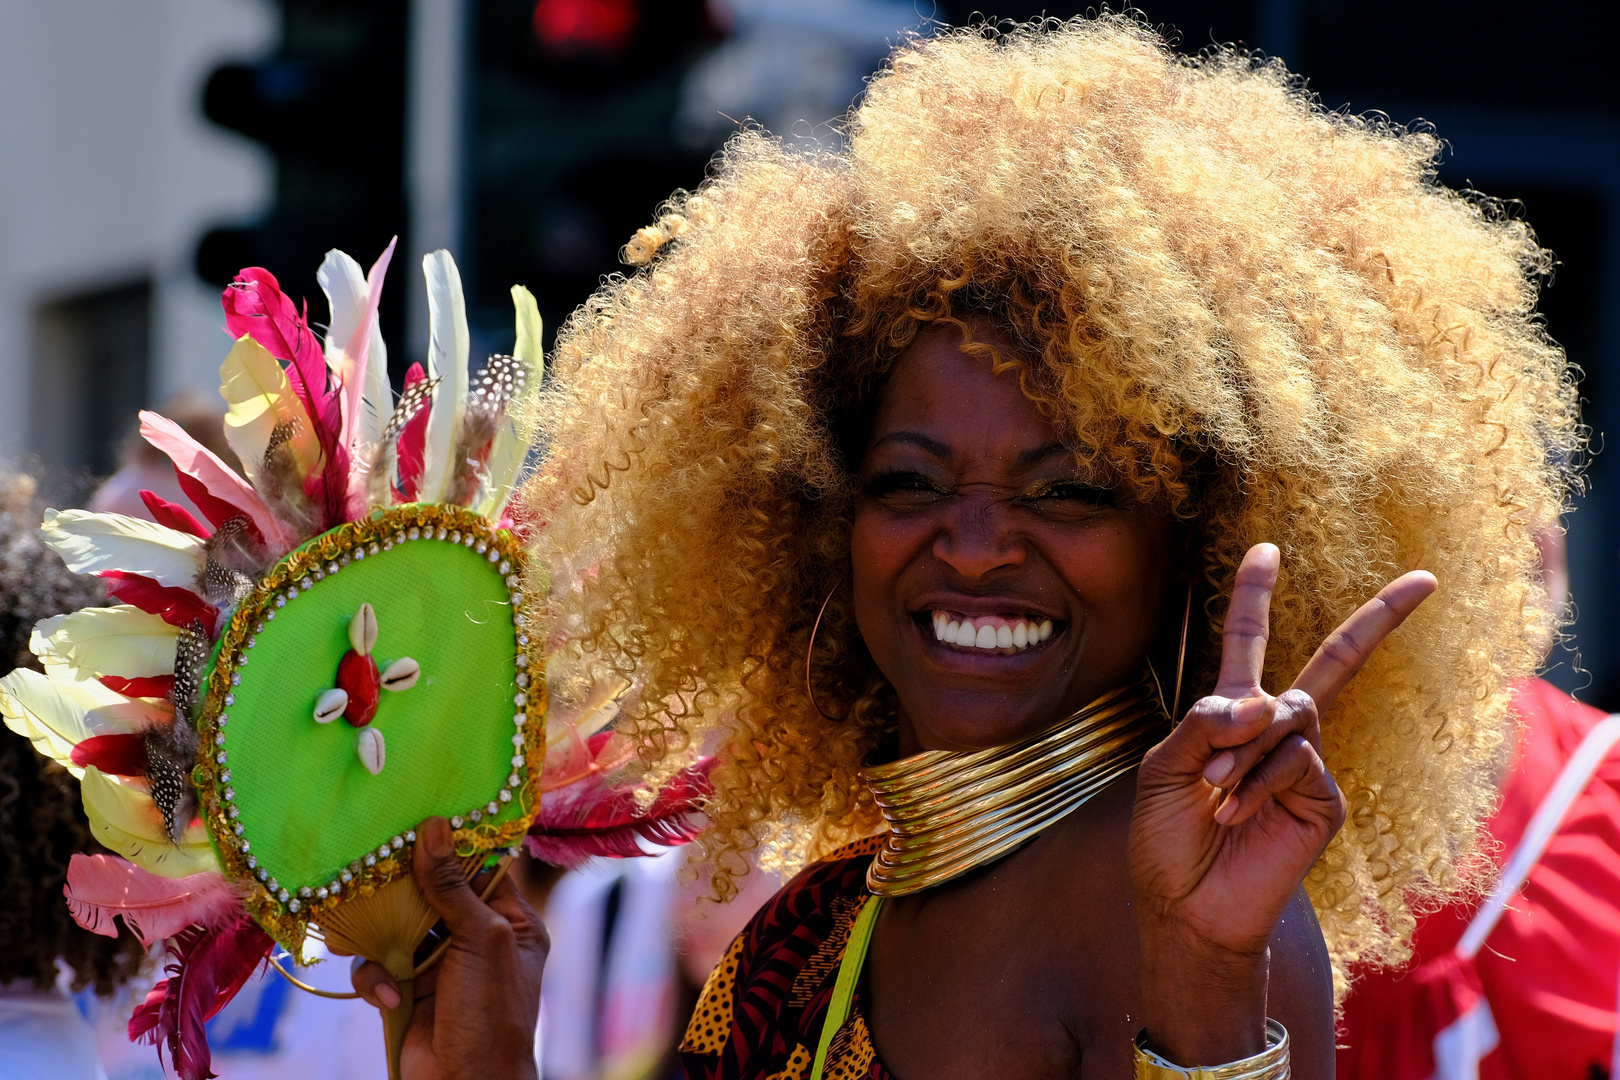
[863,471,951,506]
[1034,482,1114,502]
[1017,481,1117,513]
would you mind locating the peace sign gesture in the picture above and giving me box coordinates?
[1127,543,1436,1063]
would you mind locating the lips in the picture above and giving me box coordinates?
[929,610,1054,653]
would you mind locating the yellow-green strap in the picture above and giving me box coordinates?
[810,895,885,1080]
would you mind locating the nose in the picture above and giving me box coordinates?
[931,489,1027,579]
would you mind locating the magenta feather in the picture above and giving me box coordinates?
[394,362,430,501]
[71,733,151,776]
[100,571,218,630]
[221,268,349,528]
[525,756,714,869]
[129,911,273,1080]
[65,854,241,946]
[139,490,211,539]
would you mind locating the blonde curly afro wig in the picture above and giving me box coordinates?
[522,14,1578,987]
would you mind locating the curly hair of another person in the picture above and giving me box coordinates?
[0,469,147,992]
[521,15,1578,997]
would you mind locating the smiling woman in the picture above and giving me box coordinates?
[349,13,1578,1080]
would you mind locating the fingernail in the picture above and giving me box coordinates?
[1204,752,1235,786]
[1235,696,1270,725]
[424,816,451,858]
[376,983,400,1010]
[1215,795,1237,825]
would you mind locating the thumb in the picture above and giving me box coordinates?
[412,816,488,935]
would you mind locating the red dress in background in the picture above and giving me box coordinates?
[1337,678,1620,1080]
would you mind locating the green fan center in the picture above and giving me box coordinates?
[216,538,523,892]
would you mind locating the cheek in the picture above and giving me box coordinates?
[1048,519,1176,631]
[849,506,927,641]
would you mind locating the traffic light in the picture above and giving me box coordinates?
[461,0,718,352]
[196,0,407,351]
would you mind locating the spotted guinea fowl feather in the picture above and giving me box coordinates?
[364,370,438,510]
[446,354,527,507]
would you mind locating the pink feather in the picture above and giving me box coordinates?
[139,490,211,539]
[339,238,397,455]
[65,854,241,946]
[221,268,349,528]
[140,411,293,553]
[99,675,175,700]
[129,912,273,1080]
[341,241,398,519]
[526,756,714,869]
[394,362,430,501]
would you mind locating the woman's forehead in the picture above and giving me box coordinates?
[866,324,1067,464]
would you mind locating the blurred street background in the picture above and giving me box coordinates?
[0,0,1616,706]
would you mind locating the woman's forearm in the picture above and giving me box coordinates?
[1135,912,1269,1066]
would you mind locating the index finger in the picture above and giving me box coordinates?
[1213,543,1281,698]
[1291,570,1437,712]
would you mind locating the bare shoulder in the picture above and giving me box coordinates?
[1266,888,1336,1078]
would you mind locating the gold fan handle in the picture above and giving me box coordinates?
[381,972,414,1080]
[266,857,516,997]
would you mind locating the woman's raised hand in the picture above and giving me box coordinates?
[351,817,549,1080]
[1127,543,1435,1064]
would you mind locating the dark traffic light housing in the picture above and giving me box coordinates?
[196,1,407,349]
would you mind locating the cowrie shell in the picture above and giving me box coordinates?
[380,656,420,692]
[349,602,378,656]
[314,687,349,724]
[357,727,386,775]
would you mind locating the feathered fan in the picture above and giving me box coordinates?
[0,244,711,1080]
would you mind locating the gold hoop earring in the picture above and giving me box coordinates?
[1172,581,1191,721]
[806,578,850,722]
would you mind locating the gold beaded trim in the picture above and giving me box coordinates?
[190,504,546,958]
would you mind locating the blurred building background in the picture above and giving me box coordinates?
[0,0,1616,706]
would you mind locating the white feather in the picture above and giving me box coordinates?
[473,284,544,519]
[41,509,205,590]
[34,606,178,681]
[318,248,390,447]
[81,766,217,878]
[419,249,469,503]
[0,668,143,775]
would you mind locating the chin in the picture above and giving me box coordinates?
[898,688,1058,752]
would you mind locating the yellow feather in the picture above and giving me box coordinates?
[34,605,178,680]
[0,668,144,774]
[81,766,217,878]
[544,675,628,750]
[473,285,544,518]
[219,334,322,484]
[41,509,206,590]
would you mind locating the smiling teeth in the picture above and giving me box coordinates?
[932,613,1053,651]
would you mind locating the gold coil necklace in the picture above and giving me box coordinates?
[862,673,1167,896]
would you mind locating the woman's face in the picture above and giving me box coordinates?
[851,322,1182,753]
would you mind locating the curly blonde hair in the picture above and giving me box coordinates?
[522,14,1578,989]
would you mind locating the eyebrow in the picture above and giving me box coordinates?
[867,433,1074,470]
[1015,442,1073,468]
[867,431,953,459]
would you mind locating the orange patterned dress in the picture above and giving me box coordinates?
[680,836,896,1080]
